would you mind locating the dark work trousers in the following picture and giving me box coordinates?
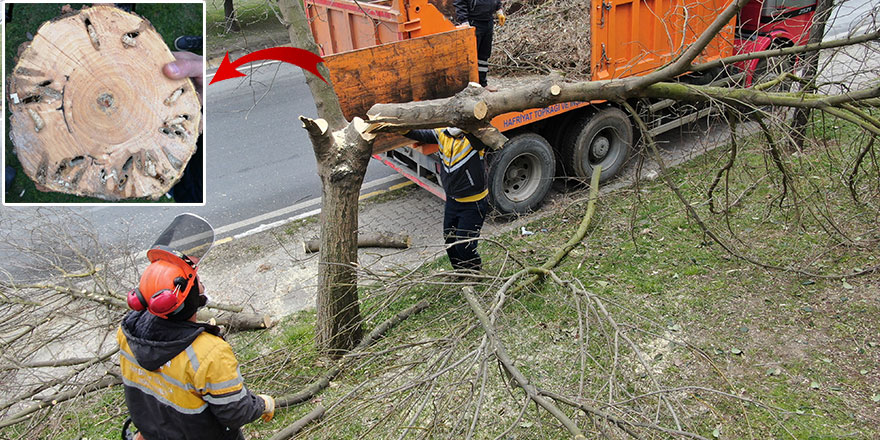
[471,21,493,87]
[443,197,489,271]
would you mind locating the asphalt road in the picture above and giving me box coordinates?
[1,62,402,258]
[826,0,877,37]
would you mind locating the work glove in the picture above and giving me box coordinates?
[258,394,276,422]
[495,10,506,26]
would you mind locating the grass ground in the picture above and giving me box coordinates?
[3,3,201,203]
[3,114,876,439]
[205,0,289,60]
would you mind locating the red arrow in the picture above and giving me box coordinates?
[209,47,328,85]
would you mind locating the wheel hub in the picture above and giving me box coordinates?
[591,136,610,160]
[502,154,541,202]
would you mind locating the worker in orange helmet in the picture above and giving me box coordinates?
[118,214,274,440]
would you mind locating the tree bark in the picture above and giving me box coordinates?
[278,0,373,354]
[223,0,240,32]
[306,118,371,354]
[304,232,411,253]
[6,5,201,200]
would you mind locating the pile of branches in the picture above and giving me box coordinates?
[490,0,592,79]
[0,210,273,437]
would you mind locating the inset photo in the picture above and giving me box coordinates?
[3,2,205,204]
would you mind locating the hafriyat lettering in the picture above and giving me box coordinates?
[502,101,585,128]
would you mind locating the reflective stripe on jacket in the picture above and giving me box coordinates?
[117,311,265,440]
[404,128,488,201]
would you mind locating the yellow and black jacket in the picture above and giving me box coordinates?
[117,311,265,440]
[405,128,489,202]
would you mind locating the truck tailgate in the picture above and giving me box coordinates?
[324,27,478,120]
[591,0,735,80]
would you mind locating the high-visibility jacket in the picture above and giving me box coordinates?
[117,311,265,440]
[404,128,489,202]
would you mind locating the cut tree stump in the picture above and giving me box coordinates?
[6,5,202,200]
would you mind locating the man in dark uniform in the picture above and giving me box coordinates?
[405,128,490,272]
[454,0,506,87]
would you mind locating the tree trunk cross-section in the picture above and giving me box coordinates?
[7,5,202,200]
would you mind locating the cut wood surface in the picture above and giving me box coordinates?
[7,5,202,200]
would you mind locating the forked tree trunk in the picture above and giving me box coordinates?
[306,121,372,354]
[278,0,369,354]
[6,5,201,200]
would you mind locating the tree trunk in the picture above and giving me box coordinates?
[314,146,366,353]
[278,0,371,354]
[790,0,834,152]
[6,5,201,200]
[223,0,240,32]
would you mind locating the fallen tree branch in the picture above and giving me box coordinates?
[275,300,429,408]
[197,310,274,331]
[0,348,119,412]
[0,374,122,429]
[622,101,878,280]
[707,111,739,214]
[304,232,411,253]
[205,301,245,313]
[1,348,117,371]
[7,282,270,331]
[510,166,601,295]
[538,388,708,440]
[690,30,880,73]
[463,287,586,439]
[269,405,326,440]
[847,137,875,205]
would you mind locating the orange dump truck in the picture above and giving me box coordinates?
[305,0,815,214]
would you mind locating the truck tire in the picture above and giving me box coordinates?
[488,133,556,215]
[560,107,633,183]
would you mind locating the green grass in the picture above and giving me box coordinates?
[205,0,287,56]
[3,3,201,204]
[254,112,879,438]
[3,115,878,438]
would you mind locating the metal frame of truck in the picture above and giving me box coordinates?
[304,0,817,215]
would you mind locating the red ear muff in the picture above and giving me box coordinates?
[148,287,182,317]
[126,288,148,311]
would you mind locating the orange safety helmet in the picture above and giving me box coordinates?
[126,247,198,319]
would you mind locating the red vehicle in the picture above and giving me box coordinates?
[305,0,817,214]
[737,0,816,85]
